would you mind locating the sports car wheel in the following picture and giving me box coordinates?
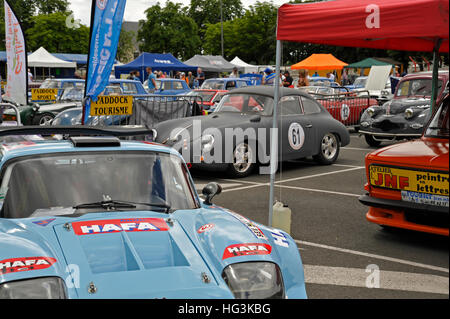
[364,134,381,147]
[33,113,55,126]
[313,133,340,165]
[227,142,255,178]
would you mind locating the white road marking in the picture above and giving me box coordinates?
[342,146,375,151]
[274,166,364,184]
[295,240,449,274]
[275,184,361,197]
[303,264,449,295]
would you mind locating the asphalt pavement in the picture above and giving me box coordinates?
[190,132,449,299]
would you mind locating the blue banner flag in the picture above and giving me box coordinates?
[82,0,126,124]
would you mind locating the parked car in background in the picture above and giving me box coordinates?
[359,71,449,146]
[153,86,350,178]
[0,125,307,299]
[359,94,449,236]
[201,78,250,90]
[30,78,85,102]
[300,86,379,127]
[187,89,228,114]
[143,78,191,96]
[348,76,393,104]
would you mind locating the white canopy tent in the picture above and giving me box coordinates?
[27,47,77,80]
[28,47,77,68]
[230,56,259,73]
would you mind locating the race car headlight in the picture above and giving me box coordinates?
[404,108,414,119]
[366,107,377,117]
[381,90,389,97]
[0,277,67,299]
[201,134,215,153]
[222,262,285,299]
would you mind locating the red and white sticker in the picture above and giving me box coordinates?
[0,257,57,274]
[222,243,272,260]
[72,218,169,235]
[197,223,215,233]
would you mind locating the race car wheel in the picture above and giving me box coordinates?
[364,134,381,147]
[33,113,55,126]
[227,142,256,178]
[313,133,340,165]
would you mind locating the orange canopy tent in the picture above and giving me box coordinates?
[291,54,348,70]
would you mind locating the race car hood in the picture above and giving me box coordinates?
[385,97,431,115]
[367,137,449,170]
[0,208,304,298]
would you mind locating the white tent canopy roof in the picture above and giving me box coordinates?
[230,56,259,73]
[28,47,77,68]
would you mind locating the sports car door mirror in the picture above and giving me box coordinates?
[202,182,222,205]
[249,114,261,122]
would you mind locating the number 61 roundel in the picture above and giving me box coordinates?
[288,122,305,150]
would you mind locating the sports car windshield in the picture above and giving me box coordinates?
[0,152,197,219]
[395,79,443,97]
[215,94,274,115]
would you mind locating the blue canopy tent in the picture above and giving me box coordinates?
[114,52,198,82]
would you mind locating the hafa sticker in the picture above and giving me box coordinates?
[197,223,215,233]
[288,122,305,150]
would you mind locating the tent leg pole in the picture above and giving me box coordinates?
[430,38,442,113]
[268,39,282,227]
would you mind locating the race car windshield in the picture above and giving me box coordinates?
[0,152,197,218]
[215,94,274,115]
[201,80,225,90]
[188,91,216,101]
[425,97,449,138]
[395,79,443,98]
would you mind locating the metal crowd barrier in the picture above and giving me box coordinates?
[85,94,204,140]
[309,90,378,129]
[0,102,22,126]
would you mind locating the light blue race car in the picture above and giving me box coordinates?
[0,125,307,299]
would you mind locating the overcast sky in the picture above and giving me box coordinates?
[68,0,288,26]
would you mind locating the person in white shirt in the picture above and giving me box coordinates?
[28,69,33,83]
[229,67,239,78]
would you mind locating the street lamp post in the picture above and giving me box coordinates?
[220,0,224,57]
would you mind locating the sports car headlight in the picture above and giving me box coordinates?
[222,262,285,299]
[404,108,414,119]
[366,107,377,117]
[201,134,215,153]
[0,277,67,299]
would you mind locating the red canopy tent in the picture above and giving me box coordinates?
[277,0,449,52]
[267,0,449,226]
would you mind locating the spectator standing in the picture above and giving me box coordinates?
[196,68,205,87]
[312,71,319,77]
[187,71,195,88]
[28,68,33,83]
[146,67,157,92]
[262,68,276,85]
[229,67,239,78]
[282,71,293,88]
[297,69,309,87]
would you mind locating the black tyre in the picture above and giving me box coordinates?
[313,133,340,165]
[364,134,381,147]
[226,142,256,178]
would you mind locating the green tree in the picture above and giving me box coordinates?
[116,29,135,63]
[26,12,90,53]
[35,0,69,15]
[203,1,277,64]
[138,1,201,60]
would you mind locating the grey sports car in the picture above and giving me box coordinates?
[153,86,350,177]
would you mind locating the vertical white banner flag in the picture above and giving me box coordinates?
[4,0,28,106]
